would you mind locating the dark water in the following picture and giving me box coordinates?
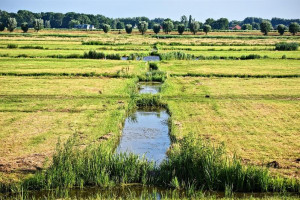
[121,56,160,61]
[116,108,170,164]
[139,82,162,94]
[143,56,160,61]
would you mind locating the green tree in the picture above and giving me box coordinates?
[260,21,272,35]
[277,24,286,35]
[125,24,133,34]
[45,20,51,28]
[162,19,174,34]
[242,24,252,30]
[177,24,185,35]
[180,15,188,28]
[116,21,125,30]
[138,21,148,35]
[153,23,161,34]
[21,22,29,33]
[33,18,44,32]
[7,18,17,32]
[205,18,215,26]
[68,19,80,28]
[190,21,200,35]
[188,15,193,30]
[0,22,5,32]
[203,25,211,35]
[289,22,300,35]
[102,24,111,33]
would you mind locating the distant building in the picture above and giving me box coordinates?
[230,25,241,30]
[74,24,95,30]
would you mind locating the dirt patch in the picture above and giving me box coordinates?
[0,153,48,173]
[98,132,114,142]
[267,161,280,169]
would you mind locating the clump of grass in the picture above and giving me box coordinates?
[138,71,167,82]
[83,50,121,60]
[149,62,159,70]
[22,135,156,191]
[19,45,44,49]
[240,54,262,60]
[7,44,18,49]
[275,42,299,51]
[159,134,300,192]
[135,94,164,107]
[159,51,195,60]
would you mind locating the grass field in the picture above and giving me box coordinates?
[0,29,299,198]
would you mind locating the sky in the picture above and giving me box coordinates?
[1,0,300,21]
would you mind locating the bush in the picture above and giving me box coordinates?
[125,24,133,34]
[149,62,159,70]
[83,50,121,60]
[159,51,195,60]
[7,44,18,49]
[275,42,299,51]
[21,22,29,33]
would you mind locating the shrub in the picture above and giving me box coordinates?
[21,22,29,33]
[102,24,111,33]
[7,44,18,49]
[149,62,159,70]
[125,24,133,34]
[275,42,299,51]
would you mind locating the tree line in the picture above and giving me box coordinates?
[0,10,299,35]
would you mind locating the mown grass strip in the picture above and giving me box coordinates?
[170,73,300,78]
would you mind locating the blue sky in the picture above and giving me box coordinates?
[1,0,299,21]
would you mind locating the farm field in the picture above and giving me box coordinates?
[0,29,299,199]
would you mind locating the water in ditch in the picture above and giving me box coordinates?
[138,82,162,94]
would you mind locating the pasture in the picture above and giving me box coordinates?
[0,29,299,199]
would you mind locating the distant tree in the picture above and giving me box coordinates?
[102,24,111,33]
[21,22,29,33]
[277,24,286,35]
[188,15,193,30]
[205,18,215,26]
[260,21,272,35]
[180,15,188,28]
[203,25,211,35]
[45,20,51,28]
[7,18,17,32]
[252,22,260,30]
[177,24,185,35]
[138,21,148,35]
[116,21,125,30]
[153,23,161,34]
[162,19,174,34]
[68,19,80,28]
[190,21,200,35]
[242,24,252,30]
[33,18,44,32]
[0,22,5,32]
[289,22,300,35]
[125,24,132,34]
